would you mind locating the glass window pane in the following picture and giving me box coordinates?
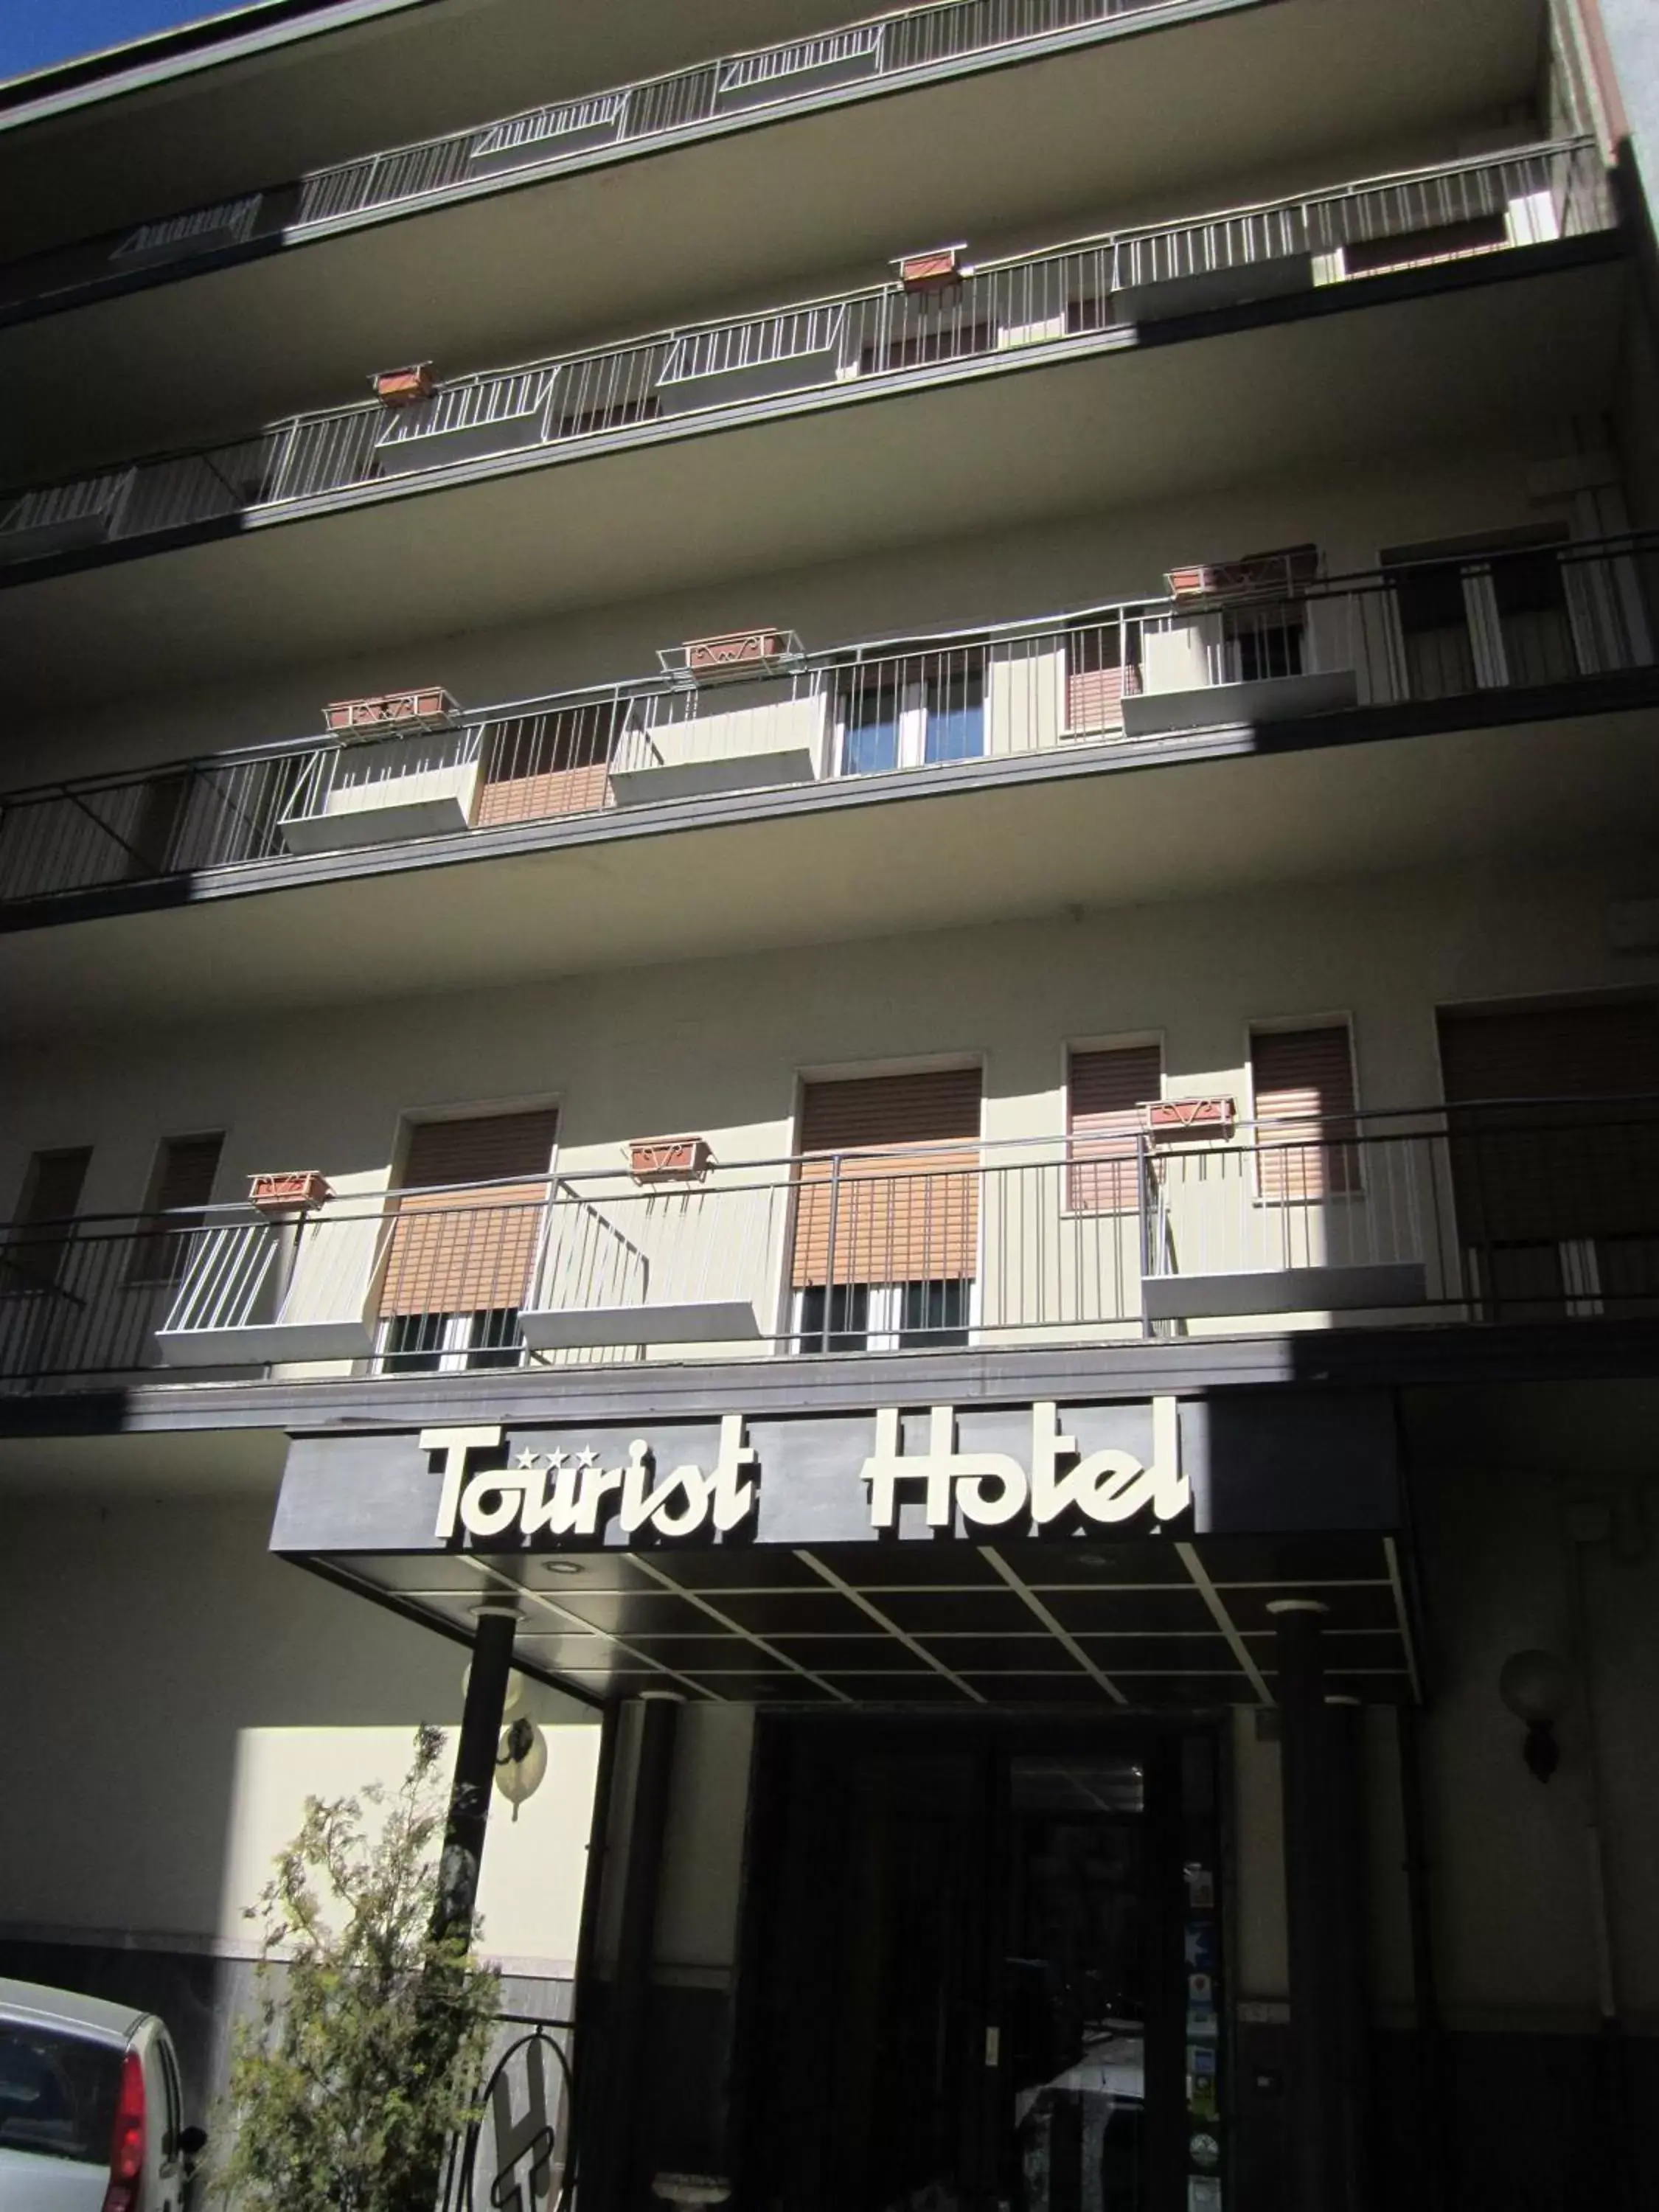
[925,665,984,763]
[842,686,901,775]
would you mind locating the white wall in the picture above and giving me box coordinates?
[4,854,1652,1223]
[0,1481,600,1975]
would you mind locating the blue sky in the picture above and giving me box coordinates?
[0,0,251,83]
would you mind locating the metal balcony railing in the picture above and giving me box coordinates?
[4,1102,1655,1390]
[0,0,1241,315]
[1,527,1653,914]
[0,141,1610,580]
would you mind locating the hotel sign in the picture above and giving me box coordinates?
[421,1398,1187,1546]
[272,1390,1401,1559]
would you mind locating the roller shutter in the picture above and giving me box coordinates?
[128,1132,223,1284]
[1437,1000,1659,1252]
[1068,1046,1161,1211]
[792,1068,981,1287]
[380,1107,558,1316]
[1251,1025,1360,1199]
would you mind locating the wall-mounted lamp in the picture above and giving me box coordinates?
[494,1717,549,1822]
[1498,1648,1573,1782]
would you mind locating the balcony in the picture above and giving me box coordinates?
[3,1102,1655,1394]
[2,532,1654,924]
[0,0,1253,324]
[0,141,1613,595]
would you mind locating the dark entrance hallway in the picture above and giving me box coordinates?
[735,1717,1222,2212]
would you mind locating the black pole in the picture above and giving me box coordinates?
[1324,1694,1371,2211]
[589,1690,684,2212]
[1270,1600,1352,2212]
[566,1699,622,2202]
[434,1601,521,1941]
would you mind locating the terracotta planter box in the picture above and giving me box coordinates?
[684,630,789,678]
[249,1170,333,1213]
[372,363,437,408]
[898,246,965,292]
[628,1136,711,1180]
[1146,1098,1236,1139]
[324,686,459,737]
[1166,546,1320,601]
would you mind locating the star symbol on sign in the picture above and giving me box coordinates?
[514,1450,538,1471]
[546,1450,568,1472]
[576,1448,599,1469]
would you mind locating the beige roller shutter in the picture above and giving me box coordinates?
[1068,1046,1161,1212]
[792,1069,981,1287]
[476,706,616,827]
[1252,1025,1359,1200]
[380,1107,559,1317]
[1065,624,1137,735]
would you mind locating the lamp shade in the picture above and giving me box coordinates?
[1498,1648,1572,1726]
[495,1718,549,1819]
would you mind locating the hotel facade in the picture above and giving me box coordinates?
[1,1,1658,2207]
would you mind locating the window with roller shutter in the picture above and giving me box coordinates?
[476,703,619,828]
[1065,618,1144,736]
[1068,1045,1161,1213]
[1437,998,1659,1317]
[378,1108,558,1366]
[4,1147,92,1295]
[791,1069,981,1347]
[1251,1025,1360,1200]
[128,1131,223,1285]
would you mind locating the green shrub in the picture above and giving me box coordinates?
[215,1724,499,2212]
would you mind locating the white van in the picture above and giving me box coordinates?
[0,1977,204,2212]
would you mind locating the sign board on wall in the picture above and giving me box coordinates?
[272,1391,1401,1557]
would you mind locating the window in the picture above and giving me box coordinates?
[792,1069,981,1352]
[1438,998,1659,1319]
[378,1107,559,1372]
[1344,212,1508,279]
[1225,604,1303,684]
[0,2023,121,2166]
[127,1131,223,1285]
[3,1147,92,1295]
[860,313,995,377]
[1383,526,1573,699]
[1251,1025,1360,1199]
[1068,1046,1162,1212]
[1065,616,1143,734]
[476,702,620,827]
[837,653,985,775]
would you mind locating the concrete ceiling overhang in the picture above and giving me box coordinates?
[3,703,1654,1040]
[0,254,1626,720]
[0,0,1548,473]
[0,0,850,257]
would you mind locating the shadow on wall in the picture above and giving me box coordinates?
[0,1448,592,2119]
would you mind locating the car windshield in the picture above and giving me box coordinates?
[0,2023,121,2164]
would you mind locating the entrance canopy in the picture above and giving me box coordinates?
[272,1386,1418,1707]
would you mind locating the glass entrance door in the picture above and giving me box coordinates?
[737,1721,1220,2212]
[1003,1753,1151,2212]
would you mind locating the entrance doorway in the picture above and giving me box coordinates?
[735,1717,1223,2212]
